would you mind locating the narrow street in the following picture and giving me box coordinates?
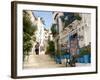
[23,54,66,69]
[23,54,91,69]
[23,11,91,69]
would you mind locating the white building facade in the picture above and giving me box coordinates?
[52,12,64,52]
[34,17,46,55]
[52,12,91,55]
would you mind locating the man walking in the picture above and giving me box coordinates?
[35,42,39,55]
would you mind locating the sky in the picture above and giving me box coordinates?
[33,11,53,29]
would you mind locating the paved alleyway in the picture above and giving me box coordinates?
[23,54,91,69]
[23,54,66,69]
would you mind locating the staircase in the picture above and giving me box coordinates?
[23,54,66,69]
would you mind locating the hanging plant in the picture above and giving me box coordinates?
[74,14,82,20]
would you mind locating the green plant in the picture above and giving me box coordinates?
[60,50,65,55]
[51,24,58,37]
[74,14,82,20]
[23,33,33,53]
[79,45,91,57]
[46,41,55,57]
[60,16,69,28]
[23,11,37,61]
[48,41,55,52]
[55,53,61,57]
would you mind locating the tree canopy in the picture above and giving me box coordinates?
[23,11,37,60]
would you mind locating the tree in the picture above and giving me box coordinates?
[60,16,69,28]
[46,41,55,57]
[23,11,37,61]
[51,24,58,37]
[60,13,82,29]
[23,11,37,36]
[74,13,82,21]
[48,41,55,52]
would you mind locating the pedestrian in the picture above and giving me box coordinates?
[65,49,70,67]
[35,42,39,55]
[70,52,76,67]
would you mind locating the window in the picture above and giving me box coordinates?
[82,26,84,30]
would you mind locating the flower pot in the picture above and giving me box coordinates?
[63,54,70,59]
[55,56,62,64]
[79,57,84,63]
[61,55,64,59]
[83,55,89,63]
[88,54,91,63]
[76,58,80,63]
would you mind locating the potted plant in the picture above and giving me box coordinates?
[55,52,62,64]
[47,41,55,57]
[79,45,91,63]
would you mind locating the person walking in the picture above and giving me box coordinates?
[35,42,39,55]
[70,52,76,67]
